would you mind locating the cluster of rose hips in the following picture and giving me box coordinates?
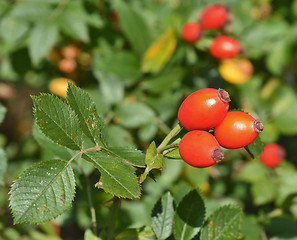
[181,3,241,59]
[178,88,264,168]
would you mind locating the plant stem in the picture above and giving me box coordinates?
[106,197,121,240]
[158,143,179,154]
[85,173,98,239]
[157,122,182,152]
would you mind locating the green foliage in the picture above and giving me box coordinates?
[32,94,83,150]
[151,192,175,239]
[82,149,141,199]
[9,159,75,224]
[141,141,166,183]
[66,82,106,146]
[201,205,243,240]
[173,189,205,240]
[2,0,297,239]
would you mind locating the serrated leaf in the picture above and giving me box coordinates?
[115,0,151,55]
[244,135,264,159]
[152,192,175,239]
[32,94,82,150]
[0,147,7,183]
[142,28,177,73]
[201,205,243,240]
[82,149,142,199]
[66,82,106,147]
[107,147,146,168]
[29,22,58,66]
[140,141,165,183]
[9,159,76,224]
[32,122,74,160]
[173,189,205,240]
[0,102,6,124]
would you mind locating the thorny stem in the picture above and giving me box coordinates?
[157,122,182,153]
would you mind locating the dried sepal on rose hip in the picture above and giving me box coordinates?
[178,88,230,131]
[209,35,241,59]
[181,22,202,44]
[214,111,264,149]
[200,4,230,30]
[260,143,286,167]
[179,130,224,168]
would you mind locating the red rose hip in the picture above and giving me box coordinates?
[260,143,285,167]
[179,130,224,168]
[178,88,230,131]
[200,4,230,30]
[209,35,241,59]
[181,22,202,43]
[214,111,264,149]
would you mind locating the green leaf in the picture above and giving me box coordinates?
[115,0,152,55]
[266,217,297,238]
[140,141,165,183]
[10,2,52,22]
[164,148,181,159]
[173,189,205,240]
[29,22,58,66]
[107,147,146,168]
[0,102,6,124]
[93,49,141,86]
[97,74,124,105]
[84,229,102,240]
[244,135,264,159]
[9,159,76,224]
[0,16,30,45]
[66,82,106,147]
[82,149,142,199]
[142,28,177,73]
[32,94,82,150]
[238,160,268,183]
[115,226,155,240]
[32,122,74,160]
[251,177,276,205]
[138,122,158,142]
[242,215,262,240]
[0,147,7,183]
[106,125,135,148]
[201,205,243,240]
[152,192,175,240]
[143,66,185,94]
[114,102,155,128]
[57,1,89,42]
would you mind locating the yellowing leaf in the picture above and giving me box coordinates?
[142,28,177,73]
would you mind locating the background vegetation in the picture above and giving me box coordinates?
[1,0,297,239]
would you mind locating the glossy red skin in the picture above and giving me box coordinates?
[214,111,259,149]
[179,130,222,168]
[181,22,202,43]
[260,143,285,167]
[200,4,229,29]
[209,35,241,59]
[178,88,229,131]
